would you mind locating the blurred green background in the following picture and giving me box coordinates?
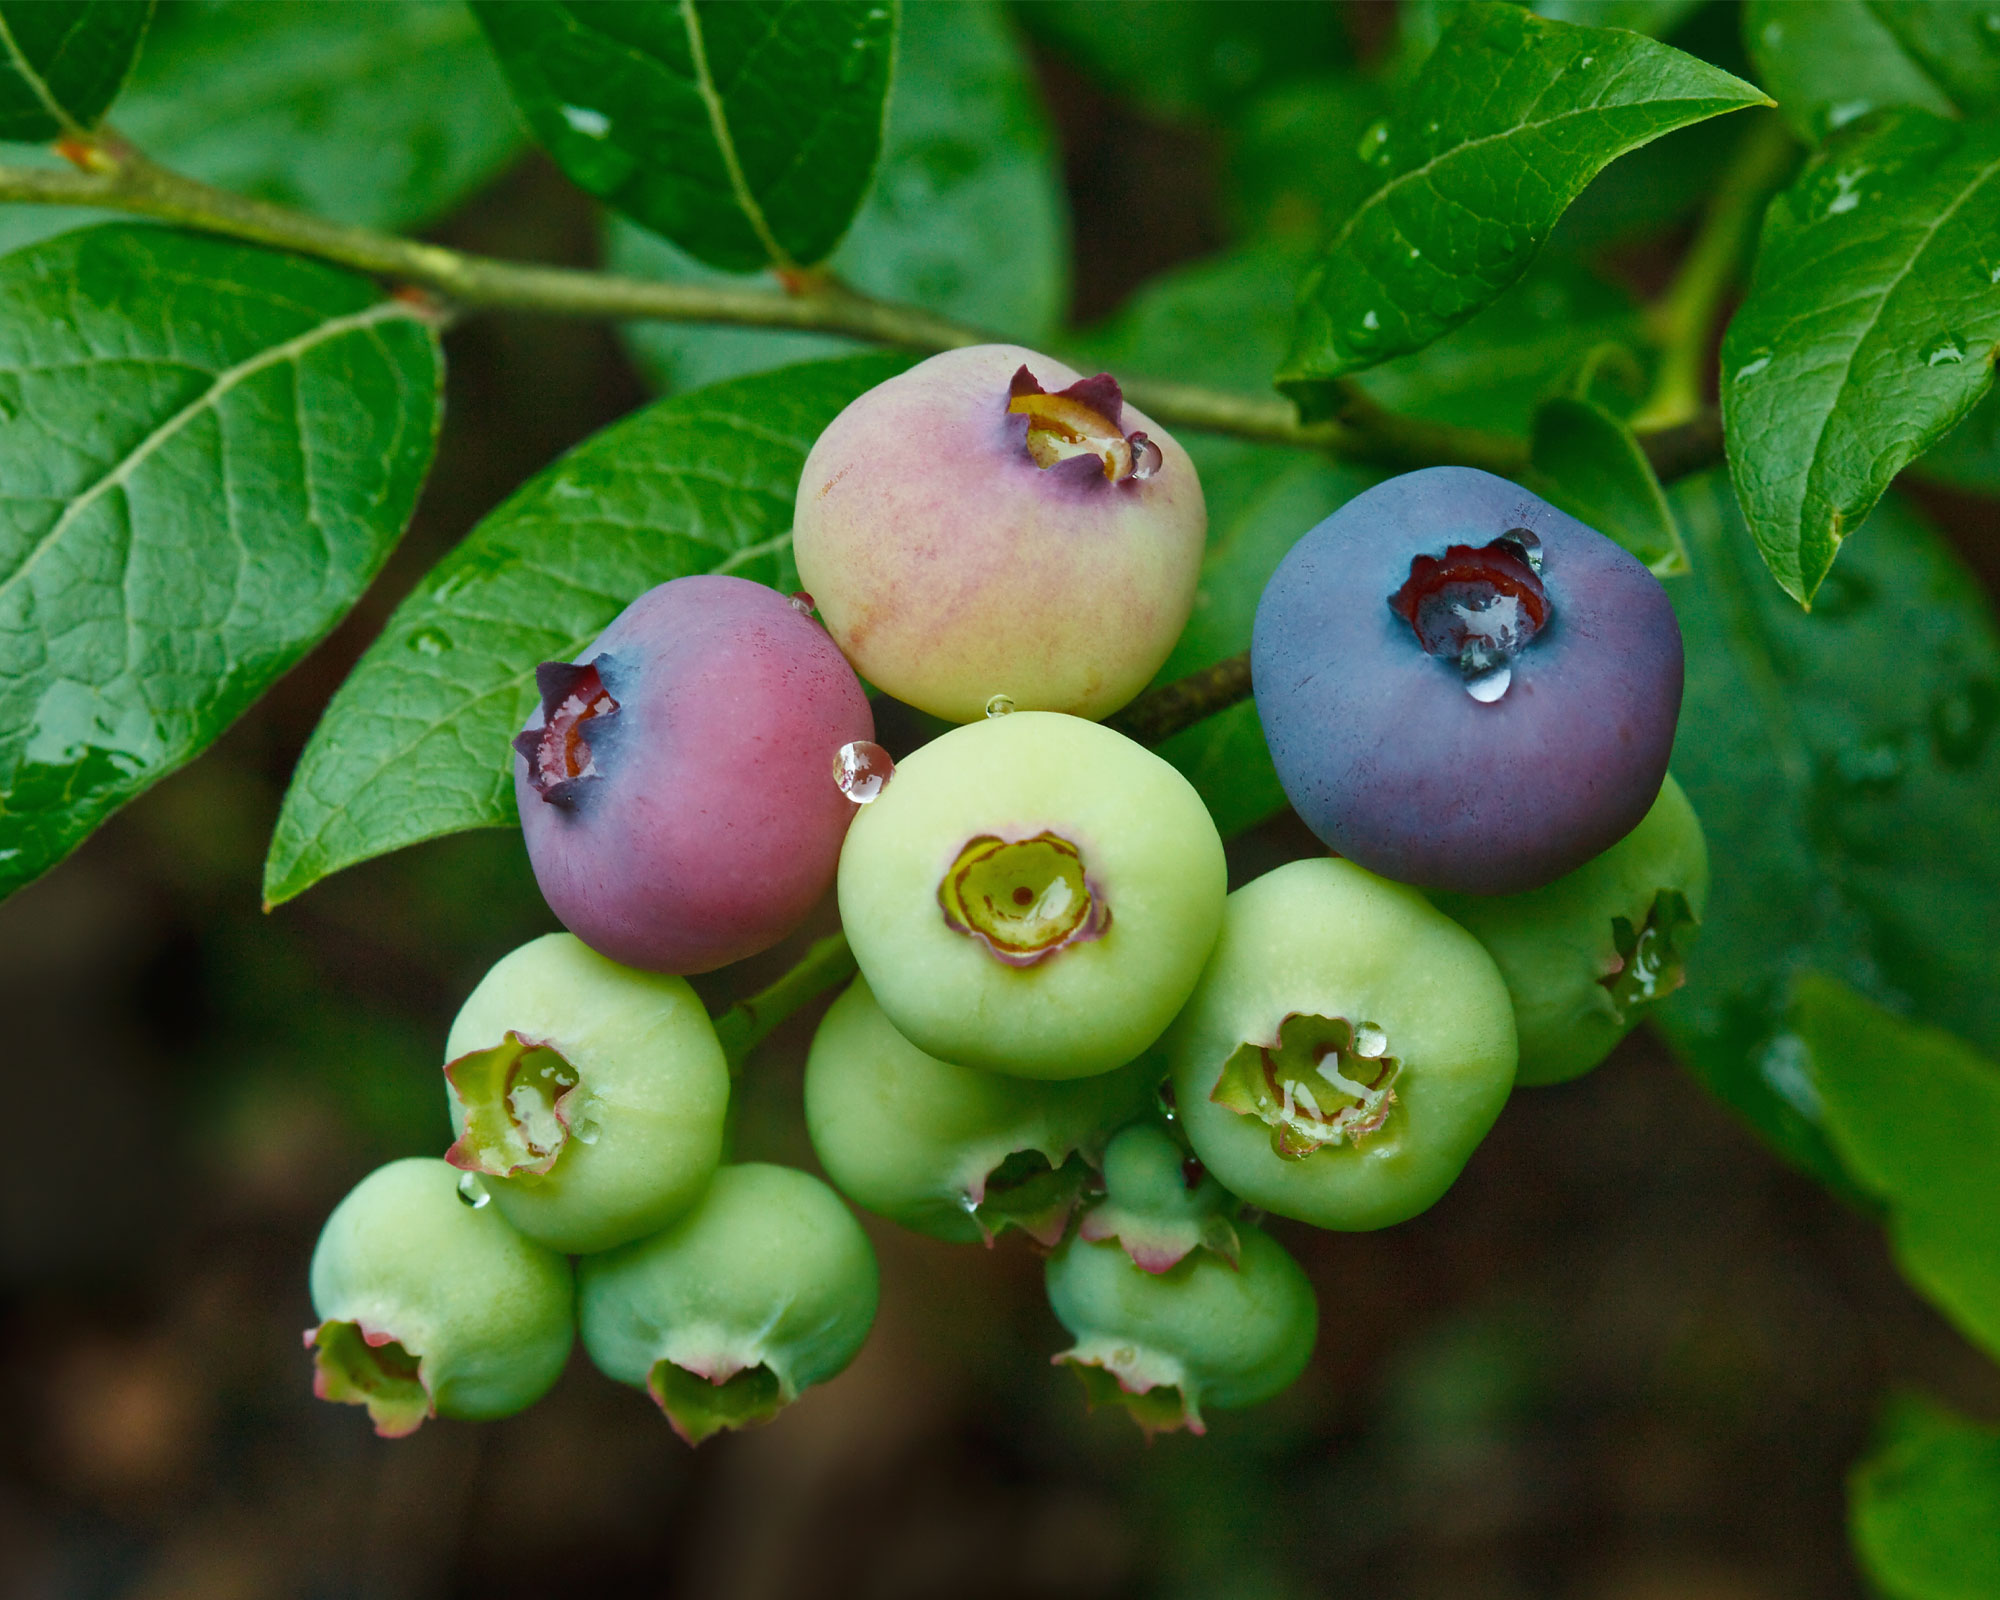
[4,4,1999,1596]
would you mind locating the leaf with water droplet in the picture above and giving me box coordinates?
[1746,0,1957,145]
[1527,395,1690,577]
[1279,3,1766,392]
[1722,109,2000,604]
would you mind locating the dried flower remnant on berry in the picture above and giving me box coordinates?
[938,830,1110,966]
[304,1321,432,1438]
[1007,366,1163,482]
[1600,889,1699,1022]
[515,659,619,805]
[1388,534,1550,702]
[1211,1013,1401,1160]
[444,1031,584,1177]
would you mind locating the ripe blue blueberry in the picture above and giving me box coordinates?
[1251,467,1684,895]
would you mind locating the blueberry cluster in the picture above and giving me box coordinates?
[306,347,1708,1443]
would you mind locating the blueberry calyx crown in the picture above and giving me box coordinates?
[514,659,619,806]
[1055,1337,1203,1438]
[1211,1012,1401,1161]
[304,1320,431,1438]
[646,1358,785,1447]
[1600,888,1698,1023]
[937,830,1111,967]
[961,1146,1096,1248]
[1006,365,1163,483]
[1388,530,1549,702]
[443,1030,586,1178]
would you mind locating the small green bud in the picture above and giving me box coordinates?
[444,933,730,1253]
[1076,1120,1239,1273]
[1046,1226,1317,1437]
[805,975,1156,1245]
[578,1164,878,1446]
[306,1158,574,1437]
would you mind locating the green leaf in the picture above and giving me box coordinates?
[1790,977,2000,1358]
[1866,1,2000,118]
[0,0,150,141]
[0,1,528,261]
[263,352,910,908]
[1401,0,1707,77]
[1011,0,1351,123]
[472,0,895,274]
[1745,0,1956,143]
[0,225,441,902]
[1851,1394,2000,1600]
[1657,476,2000,1195]
[1912,384,2000,495]
[1278,2,1766,394]
[1720,109,2000,606]
[1528,395,1688,575]
[612,0,1065,392]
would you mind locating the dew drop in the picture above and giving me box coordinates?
[1356,118,1392,166]
[984,693,1016,718]
[570,1107,603,1146]
[1925,337,1966,367]
[1362,309,1380,331]
[410,627,451,657]
[787,590,817,616]
[1464,662,1512,703]
[1499,526,1543,573]
[1735,354,1772,382]
[456,1172,491,1209]
[1580,54,1594,67]
[1352,1022,1389,1058]
[1129,433,1163,479]
[558,104,610,139]
[833,740,894,803]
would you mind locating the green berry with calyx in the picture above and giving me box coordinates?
[1170,858,1517,1232]
[443,932,730,1254]
[838,710,1227,1080]
[1045,1224,1316,1437]
[305,1157,574,1437]
[1432,774,1709,1086]
[578,1164,878,1446]
[805,974,1158,1245]
[1076,1119,1240,1273]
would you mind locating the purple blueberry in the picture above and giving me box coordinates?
[1251,467,1683,895]
[515,575,872,973]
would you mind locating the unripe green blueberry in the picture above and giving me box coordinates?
[1045,1226,1316,1436]
[1170,859,1517,1231]
[1433,774,1710,1086]
[805,975,1157,1245]
[442,933,730,1255]
[838,711,1227,1079]
[1076,1119,1240,1274]
[305,1157,574,1437]
[578,1164,878,1446]
[793,344,1207,723]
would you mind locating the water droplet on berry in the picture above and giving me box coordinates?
[787,590,817,616]
[1464,662,1512,703]
[1499,526,1542,573]
[833,740,894,803]
[456,1172,491,1209]
[1352,1022,1389,1058]
[570,1102,604,1145]
[984,693,1016,718]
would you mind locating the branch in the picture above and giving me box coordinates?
[0,137,1562,474]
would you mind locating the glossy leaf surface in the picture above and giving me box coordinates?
[1745,0,1956,143]
[1659,477,2000,1195]
[1720,110,2000,604]
[263,353,910,907]
[0,226,441,901]
[613,0,1064,392]
[473,0,895,273]
[0,0,149,140]
[1528,395,1688,575]
[1279,2,1765,394]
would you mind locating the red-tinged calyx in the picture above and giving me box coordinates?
[1080,1200,1240,1275]
[1081,1123,1239,1272]
[1007,365,1164,483]
[444,1031,583,1178]
[1389,533,1550,686]
[1600,889,1699,1024]
[514,659,619,806]
[1212,1013,1401,1162]
[305,1320,431,1438]
[939,830,1110,967]
[959,1148,1094,1249]
[646,1357,786,1447]
[1055,1339,1203,1438]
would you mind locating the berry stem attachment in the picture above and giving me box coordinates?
[710,931,856,1072]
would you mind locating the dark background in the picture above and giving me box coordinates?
[6,14,2000,1600]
